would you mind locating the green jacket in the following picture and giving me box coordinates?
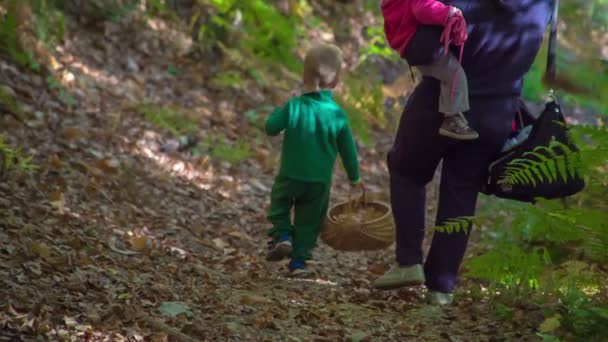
[265,90,360,184]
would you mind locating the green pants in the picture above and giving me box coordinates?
[267,176,330,260]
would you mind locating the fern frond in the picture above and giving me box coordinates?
[499,140,582,187]
[465,244,544,288]
[432,216,475,234]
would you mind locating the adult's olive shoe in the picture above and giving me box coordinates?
[372,264,425,289]
[426,291,454,306]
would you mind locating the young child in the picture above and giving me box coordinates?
[264,43,363,278]
[382,0,478,140]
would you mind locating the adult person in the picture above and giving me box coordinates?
[372,0,555,305]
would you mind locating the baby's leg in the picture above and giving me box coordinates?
[292,182,330,262]
[416,53,470,115]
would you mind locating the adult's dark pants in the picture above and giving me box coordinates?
[387,79,518,294]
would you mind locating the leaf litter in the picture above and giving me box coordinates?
[0,9,544,342]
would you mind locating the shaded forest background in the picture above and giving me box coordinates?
[1,0,607,341]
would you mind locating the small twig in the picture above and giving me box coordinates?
[107,236,139,256]
[88,182,115,204]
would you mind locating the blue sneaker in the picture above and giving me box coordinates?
[266,234,292,261]
[288,259,313,278]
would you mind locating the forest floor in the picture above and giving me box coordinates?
[0,16,549,342]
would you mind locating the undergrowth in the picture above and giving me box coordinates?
[0,135,38,179]
[523,42,608,115]
[463,123,608,340]
[138,104,198,136]
[336,66,387,147]
[201,133,251,165]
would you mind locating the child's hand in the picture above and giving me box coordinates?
[450,7,467,43]
[350,181,366,199]
[440,6,468,51]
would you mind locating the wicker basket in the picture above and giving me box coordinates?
[321,197,395,251]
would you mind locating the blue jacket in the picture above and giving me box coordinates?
[408,0,554,97]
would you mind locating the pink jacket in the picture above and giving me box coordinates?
[381,0,452,56]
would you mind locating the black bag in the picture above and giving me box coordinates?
[480,99,585,202]
[480,0,585,202]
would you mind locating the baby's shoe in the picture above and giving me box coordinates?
[266,234,292,261]
[439,113,479,140]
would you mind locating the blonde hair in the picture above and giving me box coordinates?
[302,43,343,91]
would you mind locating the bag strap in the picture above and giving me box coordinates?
[546,0,559,82]
[517,107,524,128]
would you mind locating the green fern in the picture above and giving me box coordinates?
[432,216,475,234]
[466,244,545,289]
[0,135,38,178]
[499,139,582,187]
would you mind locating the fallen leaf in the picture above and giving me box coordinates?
[75,324,92,332]
[228,230,254,241]
[224,322,240,335]
[159,302,193,318]
[539,314,561,333]
[84,181,98,196]
[49,191,65,214]
[64,316,78,327]
[49,154,62,169]
[62,127,83,140]
[367,264,388,276]
[240,294,273,305]
[30,242,51,259]
[24,261,42,276]
[108,236,139,255]
[213,238,229,249]
[253,311,278,329]
[130,236,149,252]
[94,158,120,175]
[250,179,269,192]
[350,330,370,342]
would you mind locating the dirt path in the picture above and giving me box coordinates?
[0,18,544,341]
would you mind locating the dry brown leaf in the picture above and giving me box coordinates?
[84,181,98,196]
[240,294,273,306]
[198,238,218,250]
[49,191,65,214]
[108,236,139,255]
[212,238,229,250]
[30,242,51,259]
[62,127,83,140]
[46,255,67,267]
[49,190,63,202]
[368,264,389,276]
[227,230,254,241]
[49,154,62,169]
[253,311,278,329]
[94,158,120,175]
[24,261,42,276]
[130,236,149,252]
